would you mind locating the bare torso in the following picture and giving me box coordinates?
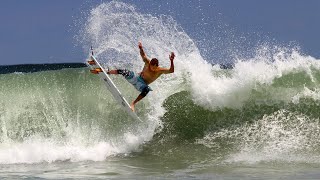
[140,63,162,84]
[137,42,174,85]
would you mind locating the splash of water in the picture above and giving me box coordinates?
[76,1,209,144]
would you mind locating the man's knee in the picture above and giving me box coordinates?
[140,87,150,97]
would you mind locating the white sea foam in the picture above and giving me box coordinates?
[191,49,320,110]
[199,110,320,164]
[292,87,320,104]
[0,134,140,164]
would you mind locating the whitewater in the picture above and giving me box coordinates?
[1,1,320,179]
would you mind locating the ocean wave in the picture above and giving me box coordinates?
[1,0,320,164]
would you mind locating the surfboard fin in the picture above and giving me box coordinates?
[91,46,94,56]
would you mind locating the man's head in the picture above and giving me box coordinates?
[149,58,159,71]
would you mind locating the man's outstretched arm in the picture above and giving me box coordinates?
[138,42,150,64]
[159,52,175,74]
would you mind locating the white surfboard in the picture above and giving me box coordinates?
[86,54,142,122]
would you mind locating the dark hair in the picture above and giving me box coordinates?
[150,58,159,66]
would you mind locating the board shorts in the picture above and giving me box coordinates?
[117,69,152,97]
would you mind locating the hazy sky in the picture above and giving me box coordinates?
[0,0,319,65]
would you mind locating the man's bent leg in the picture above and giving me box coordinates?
[130,86,150,111]
[131,94,145,112]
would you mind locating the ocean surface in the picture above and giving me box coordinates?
[2,1,320,179]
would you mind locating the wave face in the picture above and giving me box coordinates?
[1,1,320,165]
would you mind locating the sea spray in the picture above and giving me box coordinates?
[76,1,206,145]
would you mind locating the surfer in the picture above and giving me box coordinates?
[108,42,175,111]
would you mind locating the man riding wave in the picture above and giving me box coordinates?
[107,42,175,111]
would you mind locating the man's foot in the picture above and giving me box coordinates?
[107,70,118,75]
[130,103,135,112]
[90,69,99,74]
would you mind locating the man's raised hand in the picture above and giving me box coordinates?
[169,52,175,61]
[138,42,143,49]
